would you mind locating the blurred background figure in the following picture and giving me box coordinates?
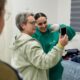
[0,0,6,34]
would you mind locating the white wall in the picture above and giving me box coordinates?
[57,0,71,24]
[11,0,71,24]
[0,0,80,63]
[65,32,80,50]
[12,0,58,23]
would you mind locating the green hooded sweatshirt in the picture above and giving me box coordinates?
[32,24,76,80]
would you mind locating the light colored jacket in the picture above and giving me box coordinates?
[11,33,64,80]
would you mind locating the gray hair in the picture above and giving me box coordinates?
[16,12,34,31]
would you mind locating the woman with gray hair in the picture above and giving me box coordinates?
[11,12,68,80]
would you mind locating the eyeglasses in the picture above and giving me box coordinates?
[38,21,47,26]
[28,21,36,25]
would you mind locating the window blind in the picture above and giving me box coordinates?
[70,0,80,32]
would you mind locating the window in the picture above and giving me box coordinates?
[70,0,80,32]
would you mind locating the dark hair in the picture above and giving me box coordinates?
[35,12,47,20]
[0,0,6,15]
[16,12,34,31]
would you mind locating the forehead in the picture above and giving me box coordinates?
[37,17,47,22]
[27,16,35,21]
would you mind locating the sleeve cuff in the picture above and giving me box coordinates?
[57,42,64,49]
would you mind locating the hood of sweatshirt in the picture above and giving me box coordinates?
[11,33,34,49]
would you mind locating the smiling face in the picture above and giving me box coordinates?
[36,16,47,32]
[22,16,36,35]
